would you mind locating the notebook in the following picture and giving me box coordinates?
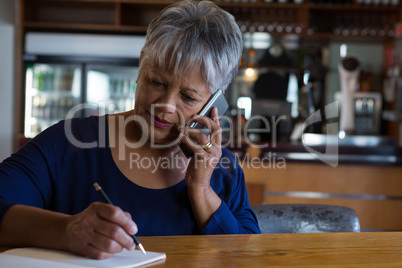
[0,247,166,268]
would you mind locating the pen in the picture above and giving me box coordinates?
[93,182,147,255]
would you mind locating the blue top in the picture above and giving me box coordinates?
[0,116,260,236]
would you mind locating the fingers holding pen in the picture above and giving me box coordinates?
[65,202,138,259]
[94,204,136,249]
[96,203,138,236]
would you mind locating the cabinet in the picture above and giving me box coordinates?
[20,0,401,39]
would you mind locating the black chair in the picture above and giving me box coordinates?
[251,204,360,234]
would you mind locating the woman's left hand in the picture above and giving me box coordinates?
[179,107,222,189]
[178,107,223,229]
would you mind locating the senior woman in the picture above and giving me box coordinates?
[0,0,260,260]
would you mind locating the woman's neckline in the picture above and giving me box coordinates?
[103,113,187,191]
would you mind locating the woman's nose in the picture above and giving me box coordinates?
[155,93,177,114]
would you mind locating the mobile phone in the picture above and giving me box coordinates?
[179,89,229,158]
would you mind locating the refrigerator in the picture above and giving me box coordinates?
[22,33,145,138]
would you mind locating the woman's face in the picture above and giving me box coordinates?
[133,59,211,145]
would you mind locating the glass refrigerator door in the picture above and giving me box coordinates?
[24,63,82,138]
[85,65,138,117]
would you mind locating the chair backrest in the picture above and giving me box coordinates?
[251,204,360,234]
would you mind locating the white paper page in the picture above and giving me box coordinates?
[0,253,78,268]
[2,247,166,268]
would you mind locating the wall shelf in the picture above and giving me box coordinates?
[20,0,401,39]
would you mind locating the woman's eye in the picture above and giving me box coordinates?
[182,94,196,103]
[151,80,165,87]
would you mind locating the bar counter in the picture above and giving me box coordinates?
[227,134,401,166]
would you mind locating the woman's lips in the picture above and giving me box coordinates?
[152,115,172,129]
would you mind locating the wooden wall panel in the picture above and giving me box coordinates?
[243,162,402,231]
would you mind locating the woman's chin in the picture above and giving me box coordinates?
[148,128,180,147]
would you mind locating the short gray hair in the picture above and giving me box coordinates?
[140,0,242,94]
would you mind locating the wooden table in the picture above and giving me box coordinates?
[139,232,402,267]
[2,232,402,267]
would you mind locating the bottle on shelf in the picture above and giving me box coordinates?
[31,96,40,118]
[247,46,256,68]
[35,69,43,91]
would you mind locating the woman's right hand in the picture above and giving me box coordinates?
[64,202,137,259]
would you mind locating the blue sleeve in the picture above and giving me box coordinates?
[200,151,261,235]
[0,121,65,223]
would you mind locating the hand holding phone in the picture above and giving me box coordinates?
[179,89,228,158]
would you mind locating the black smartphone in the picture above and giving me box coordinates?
[179,89,229,158]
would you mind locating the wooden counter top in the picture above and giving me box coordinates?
[3,232,402,267]
[127,232,402,266]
